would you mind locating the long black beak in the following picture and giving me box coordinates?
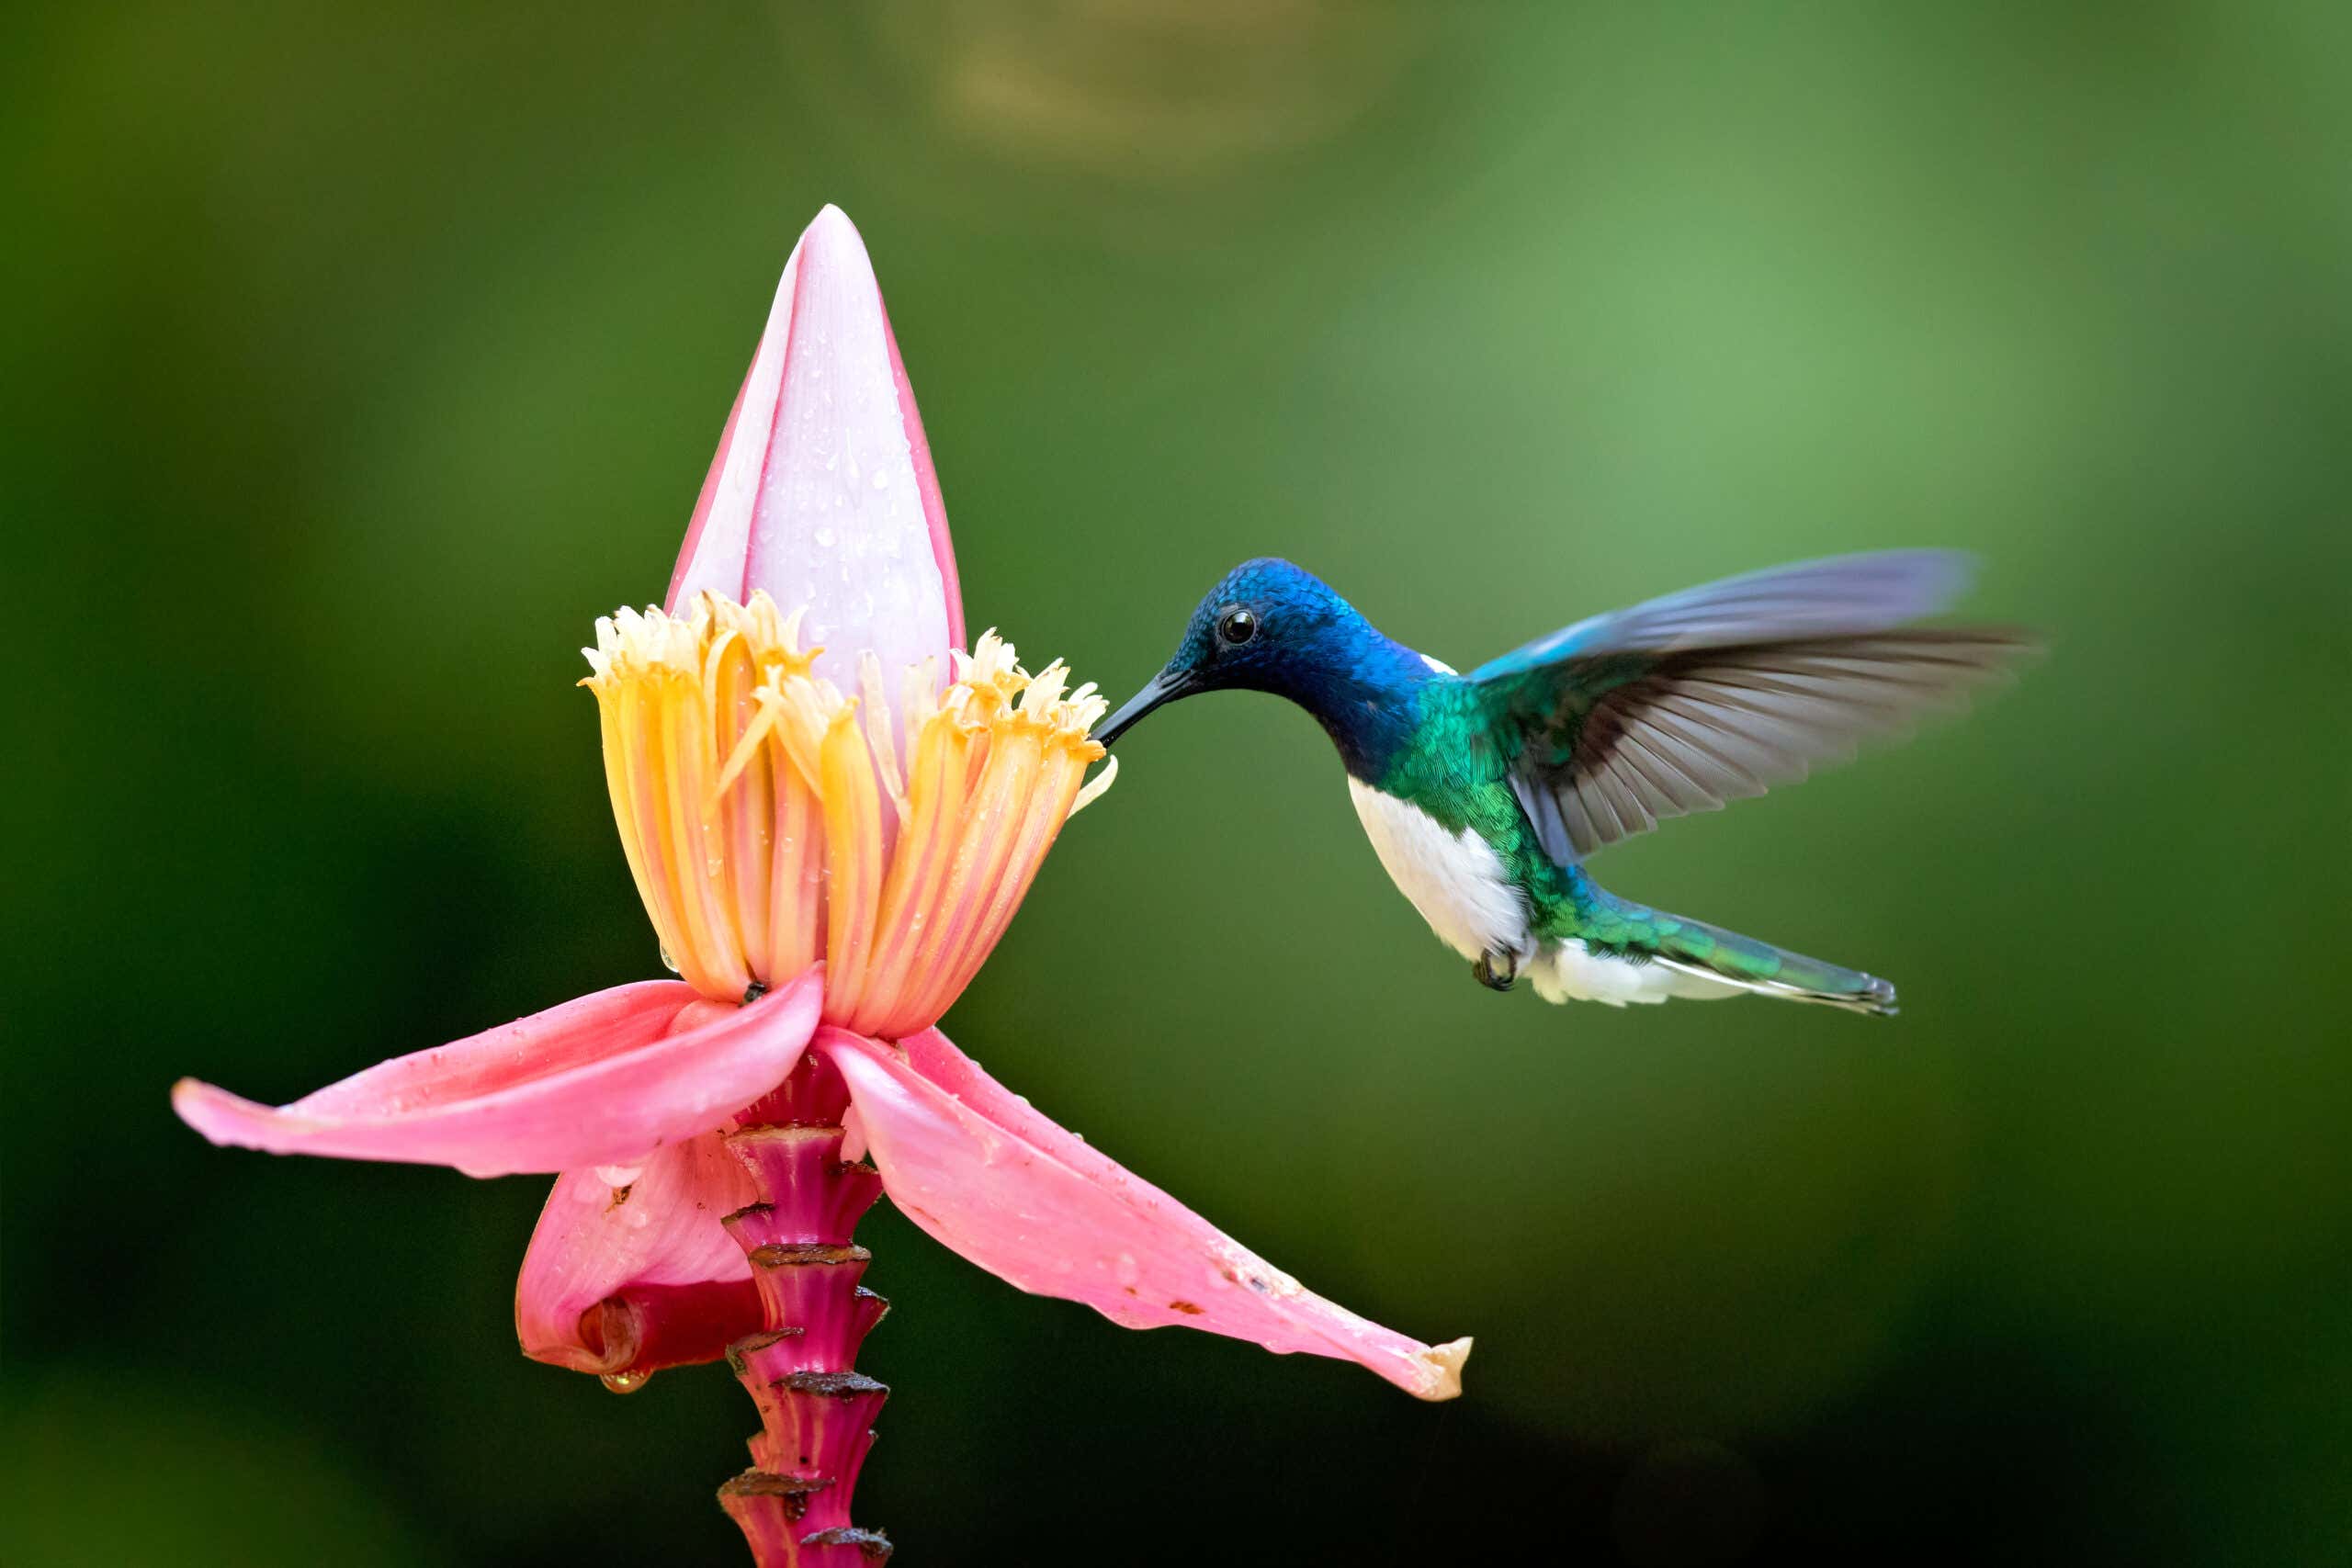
[1092,668,1195,748]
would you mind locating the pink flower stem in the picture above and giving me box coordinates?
[718,1051,894,1565]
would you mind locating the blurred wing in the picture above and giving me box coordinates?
[1467,550,1978,679]
[1475,555,2033,863]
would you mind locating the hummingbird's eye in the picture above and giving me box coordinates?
[1217,607,1258,647]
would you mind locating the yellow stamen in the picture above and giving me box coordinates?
[582,592,1114,1033]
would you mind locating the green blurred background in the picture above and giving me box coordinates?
[8,2,2350,1562]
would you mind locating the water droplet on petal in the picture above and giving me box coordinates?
[1114,1253,1141,1287]
[658,944,679,975]
[814,526,837,548]
[600,1370,652,1394]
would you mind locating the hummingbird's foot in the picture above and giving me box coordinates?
[1473,949,1518,992]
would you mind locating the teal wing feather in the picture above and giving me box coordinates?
[1466,550,1978,679]
[1472,553,2035,862]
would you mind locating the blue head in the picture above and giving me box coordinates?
[1094,558,1435,773]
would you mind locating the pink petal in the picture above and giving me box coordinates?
[668,204,959,707]
[820,1028,1471,1402]
[514,1130,763,1377]
[172,972,821,1178]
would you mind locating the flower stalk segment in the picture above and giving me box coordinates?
[717,1051,894,1566]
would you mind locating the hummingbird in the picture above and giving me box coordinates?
[1092,551,2032,1015]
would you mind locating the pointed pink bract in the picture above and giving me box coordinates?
[171,972,821,1179]
[820,1028,1470,1402]
[882,308,964,651]
[667,205,961,716]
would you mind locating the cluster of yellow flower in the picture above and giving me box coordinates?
[583,591,1114,1037]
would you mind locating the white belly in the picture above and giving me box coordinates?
[1524,942,1745,1007]
[1347,778,1529,963]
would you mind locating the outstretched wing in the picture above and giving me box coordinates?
[1473,553,2034,863]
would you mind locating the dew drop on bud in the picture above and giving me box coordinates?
[600,1370,652,1395]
